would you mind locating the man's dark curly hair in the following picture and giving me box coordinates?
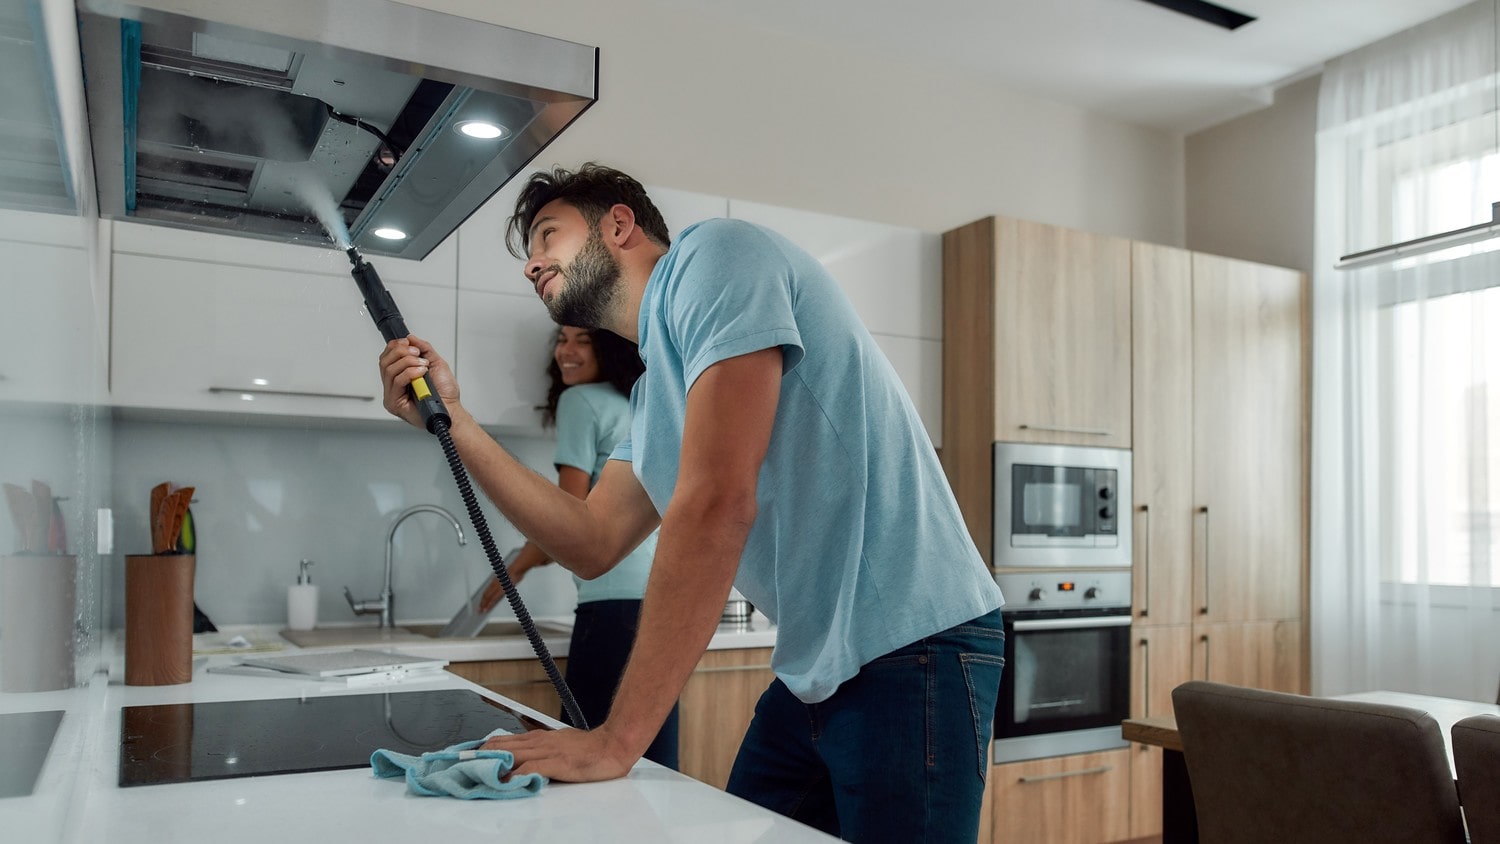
[538,327,644,428]
[505,163,671,260]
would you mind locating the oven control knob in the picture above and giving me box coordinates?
[1085,587,1102,600]
[1029,587,1047,601]
[1099,487,1113,500]
[1099,506,1114,519]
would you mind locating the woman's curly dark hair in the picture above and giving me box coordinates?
[538,327,644,427]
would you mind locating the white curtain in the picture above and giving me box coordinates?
[1313,0,1500,702]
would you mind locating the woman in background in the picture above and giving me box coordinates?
[478,325,677,769]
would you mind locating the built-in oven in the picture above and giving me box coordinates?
[992,570,1132,764]
[993,442,1132,568]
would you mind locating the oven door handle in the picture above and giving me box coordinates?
[1011,615,1133,632]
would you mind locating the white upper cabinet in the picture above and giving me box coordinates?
[726,200,942,341]
[455,289,554,433]
[109,221,457,420]
[112,220,457,289]
[727,200,943,444]
[111,253,455,420]
[0,211,100,406]
[651,186,731,243]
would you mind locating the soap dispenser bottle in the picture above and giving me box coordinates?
[287,559,318,631]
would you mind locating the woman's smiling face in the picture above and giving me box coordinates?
[554,325,601,386]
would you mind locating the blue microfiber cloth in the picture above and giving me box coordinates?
[370,730,546,799]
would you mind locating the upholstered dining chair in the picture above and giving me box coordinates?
[1453,714,1500,844]
[1171,681,1467,844]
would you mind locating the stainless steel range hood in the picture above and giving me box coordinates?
[77,0,597,260]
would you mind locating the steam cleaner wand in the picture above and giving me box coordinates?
[346,247,586,730]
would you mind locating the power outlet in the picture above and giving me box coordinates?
[97,507,113,555]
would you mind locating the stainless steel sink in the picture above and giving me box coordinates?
[399,621,572,639]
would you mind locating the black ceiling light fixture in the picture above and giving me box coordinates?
[1137,0,1258,31]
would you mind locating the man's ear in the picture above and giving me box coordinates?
[606,203,637,244]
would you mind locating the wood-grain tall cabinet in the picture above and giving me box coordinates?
[942,218,1309,844]
[1130,243,1309,840]
[942,216,1132,566]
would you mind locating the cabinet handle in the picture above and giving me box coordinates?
[1137,504,1150,618]
[209,386,376,402]
[1139,636,1151,717]
[694,663,773,674]
[1196,506,1211,615]
[1018,765,1114,784]
[1200,633,1211,680]
[1018,423,1112,437]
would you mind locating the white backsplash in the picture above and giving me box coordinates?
[108,417,580,630]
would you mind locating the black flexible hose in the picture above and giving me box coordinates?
[430,415,587,730]
[324,104,406,159]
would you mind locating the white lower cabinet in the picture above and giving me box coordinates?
[111,254,454,420]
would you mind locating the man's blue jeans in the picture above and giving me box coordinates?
[725,608,1005,843]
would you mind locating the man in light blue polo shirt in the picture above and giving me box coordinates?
[377,163,1004,843]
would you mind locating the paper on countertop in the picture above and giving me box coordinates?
[192,631,286,655]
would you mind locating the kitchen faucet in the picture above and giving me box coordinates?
[344,504,467,628]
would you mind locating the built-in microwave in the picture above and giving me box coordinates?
[993,442,1132,568]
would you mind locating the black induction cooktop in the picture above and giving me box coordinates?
[119,689,539,788]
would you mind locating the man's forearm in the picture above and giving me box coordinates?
[441,403,608,572]
[601,494,752,755]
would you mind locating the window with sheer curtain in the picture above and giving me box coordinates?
[1381,146,1500,588]
[1313,0,1500,699]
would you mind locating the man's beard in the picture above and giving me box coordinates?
[545,229,622,328]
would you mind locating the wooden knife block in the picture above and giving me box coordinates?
[125,554,196,686]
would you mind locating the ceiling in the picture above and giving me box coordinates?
[666,0,1480,134]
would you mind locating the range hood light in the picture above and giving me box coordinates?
[251,378,269,386]
[373,227,408,240]
[454,120,507,140]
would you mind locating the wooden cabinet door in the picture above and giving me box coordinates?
[1127,624,1192,840]
[942,218,1000,564]
[1191,254,1306,624]
[678,647,775,789]
[1193,620,1304,693]
[993,217,1132,449]
[1131,624,1193,722]
[446,657,569,721]
[1131,242,1194,626]
[990,748,1131,844]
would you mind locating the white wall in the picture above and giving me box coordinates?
[404,0,1186,244]
[1185,74,1319,273]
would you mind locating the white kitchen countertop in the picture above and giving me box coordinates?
[318,611,779,663]
[1,623,830,844]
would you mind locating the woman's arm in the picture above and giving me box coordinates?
[477,466,592,612]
